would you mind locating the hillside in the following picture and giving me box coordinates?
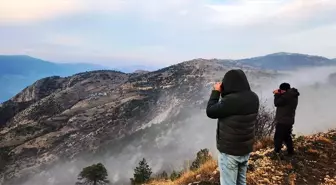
[147,129,336,185]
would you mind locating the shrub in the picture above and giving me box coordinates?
[170,170,182,181]
[255,100,276,140]
[76,163,110,185]
[155,171,169,180]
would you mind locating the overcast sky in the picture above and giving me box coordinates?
[0,0,335,67]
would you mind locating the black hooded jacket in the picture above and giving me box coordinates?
[206,69,259,156]
[274,88,300,125]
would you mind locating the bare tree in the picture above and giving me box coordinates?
[255,99,276,140]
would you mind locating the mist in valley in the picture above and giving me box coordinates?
[258,66,336,134]
[19,66,336,185]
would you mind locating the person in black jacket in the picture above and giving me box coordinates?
[273,82,300,156]
[206,69,259,185]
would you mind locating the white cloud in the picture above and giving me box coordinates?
[0,0,125,23]
[205,0,336,26]
[205,0,284,26]
[2,0,336,27]
[0,0,79,23]
[274,23,336,58]
[1,0,336,63]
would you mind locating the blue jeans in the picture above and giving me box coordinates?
[218,152,250,185]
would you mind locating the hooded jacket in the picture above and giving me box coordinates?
[206,69,259,156]
[274,88,300,125]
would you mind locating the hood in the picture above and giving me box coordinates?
[286,88,300,97]
[221,69,251,96]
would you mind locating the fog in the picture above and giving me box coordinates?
[257,66,336,135]
[18,66,336,185]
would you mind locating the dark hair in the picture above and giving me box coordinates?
[279,83,291,91]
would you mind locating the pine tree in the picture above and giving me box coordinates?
[156,171,168,180]
[170,170,181,181]
[190,149,212,171]
[76,163,110,185]
[132,158,152,184]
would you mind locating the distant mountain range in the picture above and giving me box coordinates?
[0,55,107,102]
[0,53,335,102]
[237,52,335,70]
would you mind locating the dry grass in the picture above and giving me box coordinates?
[316,136,333,146]
[146,130,336,185]
[307,148,319,155]
[253,137,273,151]
[289,173,297,185]
[148,159,218,185]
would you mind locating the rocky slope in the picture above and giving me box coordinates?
[0,59,277,185]
[148,129,336,185]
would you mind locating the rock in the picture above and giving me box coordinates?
[263,178,271,184]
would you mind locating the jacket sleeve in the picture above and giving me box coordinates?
[274,93,287,107]
[206,90,234,119]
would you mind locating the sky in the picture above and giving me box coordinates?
[0,0,336,68]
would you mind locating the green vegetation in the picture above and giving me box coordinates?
[190,148,212,171]
[131,158,153,185]
[76,163,110,185]
[170,170,182,181]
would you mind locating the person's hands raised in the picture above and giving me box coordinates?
[214,82,222,92]
[273,89,280,94]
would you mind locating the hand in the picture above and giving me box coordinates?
[273,89,280,94]
[273,89,286,94]
[214,82,222,92]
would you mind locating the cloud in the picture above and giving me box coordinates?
[205,0,336,27]
[0,0,78,23]
[0,0,125,23]
[0,0,336,64]
[2,0,336,26]
[42,34,85,48]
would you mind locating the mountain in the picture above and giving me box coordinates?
[0,59,277,185]
[0,55,103,76]
[1,53,336,185]
[0,55,104,103]
[1,53,334,103]
[237,52,336,70]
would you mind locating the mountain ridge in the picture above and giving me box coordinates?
[1,52,335,102]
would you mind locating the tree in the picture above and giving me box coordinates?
[170,170,182,181]
[156,171,168,180]
[131,158,152,184]
[190,148,212,171]
[76,163,110,185]
[255,100,276,140]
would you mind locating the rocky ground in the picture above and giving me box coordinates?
[148,129,336,185]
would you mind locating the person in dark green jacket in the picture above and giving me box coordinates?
[206,69,259,185]
[273,83,300,156]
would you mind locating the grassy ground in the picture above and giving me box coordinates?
[146,129,336,185]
